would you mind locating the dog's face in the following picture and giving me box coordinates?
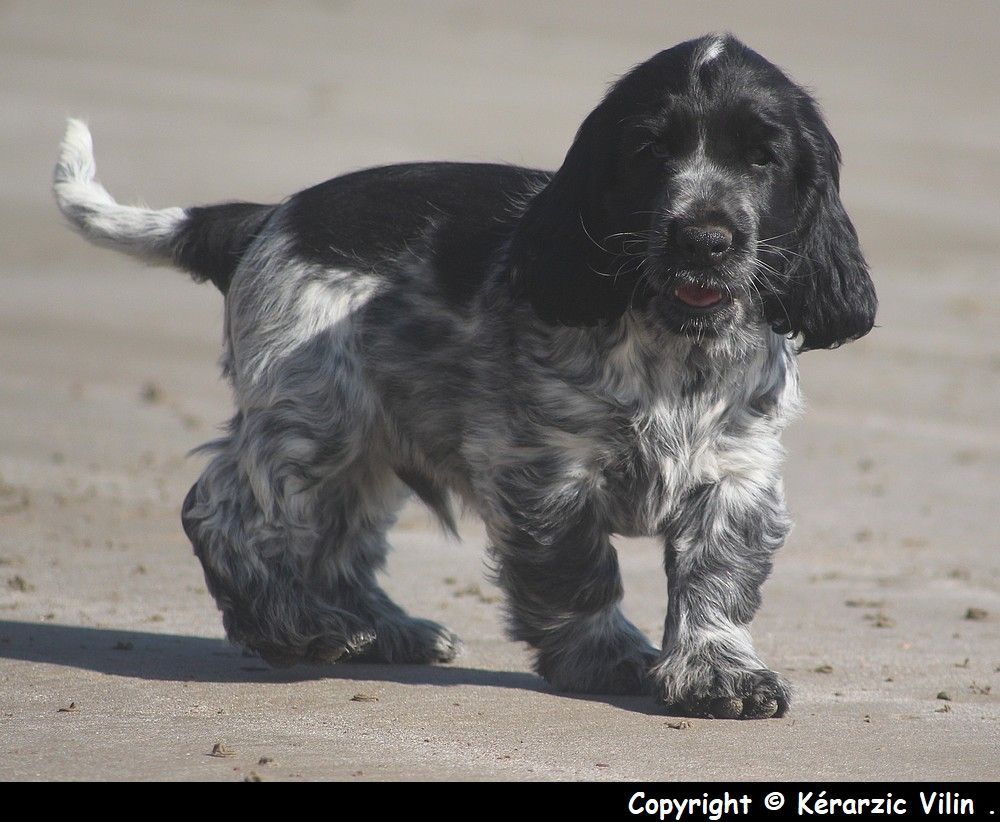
[511,34,877,351]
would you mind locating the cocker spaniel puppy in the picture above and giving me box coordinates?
[54,34,876,718]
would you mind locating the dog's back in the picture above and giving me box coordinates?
[53,119,546,302]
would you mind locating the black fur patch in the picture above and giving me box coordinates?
[173,201,273,292]
[284,163,547,307]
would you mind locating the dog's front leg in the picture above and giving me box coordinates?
[653,480,793,718]
[489,504,658,695]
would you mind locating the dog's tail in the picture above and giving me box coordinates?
[53,119,274,294]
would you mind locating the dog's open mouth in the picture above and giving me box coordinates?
[673,283,726,310]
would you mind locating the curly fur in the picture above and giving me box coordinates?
[54,34,875,717]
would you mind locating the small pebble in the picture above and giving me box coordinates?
[140,382,164,403]
[6,575,34,593]
[865,612,895,628]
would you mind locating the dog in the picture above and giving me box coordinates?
[53,34,875,719]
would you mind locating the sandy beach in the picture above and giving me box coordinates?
[1,1,997,780]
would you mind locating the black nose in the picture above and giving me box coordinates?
[676,223,734,266]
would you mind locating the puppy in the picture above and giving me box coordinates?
[54,34,875,718]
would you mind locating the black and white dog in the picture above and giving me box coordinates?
[54,34,875,718]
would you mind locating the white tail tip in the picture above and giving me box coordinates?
[52,118,185,261]
[55,118,97,188]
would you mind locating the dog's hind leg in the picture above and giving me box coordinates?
[181,407,460,667]
[181,456,369,665]
[303,462,461,665]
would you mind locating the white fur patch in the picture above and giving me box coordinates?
[694,35,725,70]
[294,277,376,346]
[232,261,379,392]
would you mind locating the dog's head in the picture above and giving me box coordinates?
[510,34,876,351]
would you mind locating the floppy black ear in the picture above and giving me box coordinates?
[769,116,877,351]
[508,104,634,325]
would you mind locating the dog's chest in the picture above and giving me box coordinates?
[580,332,790,537]
[599,391,739,536]
[516,322,795,538]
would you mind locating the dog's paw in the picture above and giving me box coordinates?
[253,628,377,667]
[391,617,463,664]
[349,616,463,664]
[250,615,461,667]
[538,627,660,696]
[306,629,379,664]
[655,658,791,719]
[594,647,661,695]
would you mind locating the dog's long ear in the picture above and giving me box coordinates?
[508,103,632,326]
[768,106,877,351]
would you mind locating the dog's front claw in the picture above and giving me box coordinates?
[674,681,787,719]
[655,661,791,719]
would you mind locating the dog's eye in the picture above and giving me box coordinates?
[747,145,774,167]
[644,141,671,160]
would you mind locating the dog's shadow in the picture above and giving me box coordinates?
[0,620,665,715]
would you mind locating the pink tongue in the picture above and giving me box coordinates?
[675,283,723,307]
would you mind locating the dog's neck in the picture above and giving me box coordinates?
[527,309,788,407]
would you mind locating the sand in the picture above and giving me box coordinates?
[1,0,997,781]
